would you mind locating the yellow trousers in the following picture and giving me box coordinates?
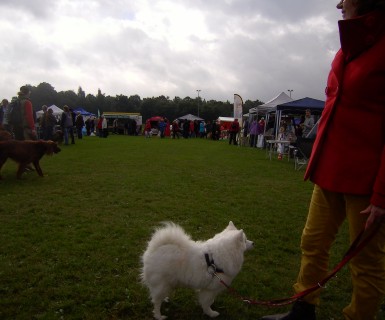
[293,185,385,320]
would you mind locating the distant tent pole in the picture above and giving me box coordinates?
[275,110,282,139]
[234,93,243,147]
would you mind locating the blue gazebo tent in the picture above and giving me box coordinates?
[276,97,325,113]
[273,97,325,138]
[73,107,95,117]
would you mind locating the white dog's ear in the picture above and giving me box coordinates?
[235,229,244,242]
[227,221,236,230]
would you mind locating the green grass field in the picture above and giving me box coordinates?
[1,135,383,320]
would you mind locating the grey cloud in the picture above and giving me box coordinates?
[0,0,344,103]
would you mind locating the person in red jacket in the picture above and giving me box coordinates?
[13,86,37,140]
[228,118,240,145]
[171,120,180,139]
[261,1,385,319]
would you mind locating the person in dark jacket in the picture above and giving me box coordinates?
[75,112,85,139]
[228,119,239,145]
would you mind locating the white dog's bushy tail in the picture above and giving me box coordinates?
[143,222,193,255]
[140,222,193,284]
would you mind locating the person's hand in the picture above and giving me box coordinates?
[361,204,385,230]
[30,129,37,139]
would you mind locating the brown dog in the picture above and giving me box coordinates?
[0,140,61,179]
[0,128,13,141]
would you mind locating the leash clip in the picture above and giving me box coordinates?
[208,264,218,276]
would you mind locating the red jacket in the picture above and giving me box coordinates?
[21,99,35,130]
[305,10,385,208]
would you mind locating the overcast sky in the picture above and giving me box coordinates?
[0,0,342,104]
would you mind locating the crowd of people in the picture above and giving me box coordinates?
[0,86,36,141]
[0,86,113,144]
[143,117,236,141]
[0,89,321,153]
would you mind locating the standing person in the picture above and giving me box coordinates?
[97,116,103,137]
[243,119,249,139]
[194,120,199,138]
[45,108,57,141]
[91,117,96,135]
[0,99,11,132]
[101,115,108,138]
[258,117,265,134]
[85,117,91,136]
[294,117,304,137]
[205,120,212,139]
[301,109,315,137]
[171,120,180,139]
[211,120,218,140]
[158,118,167,138]
[164,118,171,137]
[75,112,85,139]
[228,118,239,145]
[261,1,385,320]
[144,120,152,138]
[189,120,195,138]
[183,120,190,139]
[61,105,74,145]
[199,121,205,138]
[13,86,37,140]
[39,105,48,139]
[113,118,118,134]
[249,117,258,147]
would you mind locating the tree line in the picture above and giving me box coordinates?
[15,82,263,121]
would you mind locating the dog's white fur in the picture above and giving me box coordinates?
[141,221,253,319]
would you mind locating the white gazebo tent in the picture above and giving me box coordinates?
[249,92,293,138]
[36,105,64,119]
[177,114,204,121]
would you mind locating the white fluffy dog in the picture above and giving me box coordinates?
[141,221,253,319]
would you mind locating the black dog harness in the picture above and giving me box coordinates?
[205,253,224,274]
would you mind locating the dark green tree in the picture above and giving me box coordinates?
[127,95,142,112]
[57,90,78,108]
[23,81,265,123]
[114,95,130,112]
[31,82,58,111]
[77,86,86,108]
[96,89,105,113]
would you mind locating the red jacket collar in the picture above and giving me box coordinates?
[338,10,385,61]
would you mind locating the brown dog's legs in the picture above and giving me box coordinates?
[33,160,44,177]
[16,163,28,179]
[0,156,6,179]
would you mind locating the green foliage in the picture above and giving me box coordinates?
[16,82,263,123]
[1,136,374,320]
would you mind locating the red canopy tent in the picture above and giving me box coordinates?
[147,116,163,122]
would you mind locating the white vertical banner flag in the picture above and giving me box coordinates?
[234,93,243,128]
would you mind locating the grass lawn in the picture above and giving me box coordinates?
[0,134,381,320]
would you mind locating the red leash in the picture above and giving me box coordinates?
[212,224,381,307]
